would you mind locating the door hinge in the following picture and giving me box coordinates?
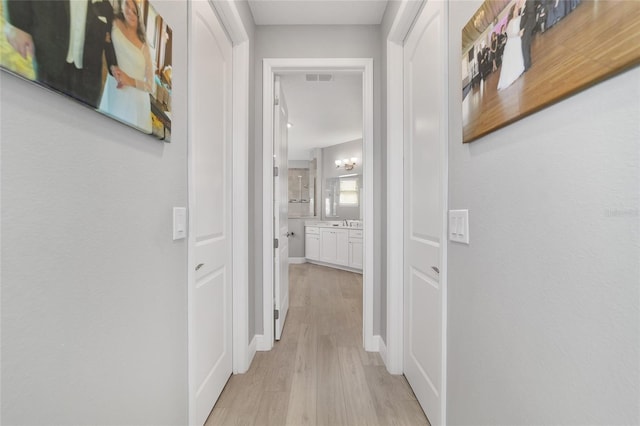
[274,238,279,249]
[274,96,280,107]
[274,309,280,320]
[274,166,279,177]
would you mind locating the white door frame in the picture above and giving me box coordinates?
[385,0,425,376]
[209,1,253,375]
[187,0,233,423]
[386,0,449,422]
[261,58,376,351]
[187,1,252,395]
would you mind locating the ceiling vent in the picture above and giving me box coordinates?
[305,73,333,82]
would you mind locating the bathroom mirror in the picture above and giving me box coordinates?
[324,175,361,220]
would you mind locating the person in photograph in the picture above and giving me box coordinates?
[99,0,153,133]
[497,5,526,90]
[520,0,537,72]
[490,32,498,72]
[4,0,115,108]
[497,25,507,67]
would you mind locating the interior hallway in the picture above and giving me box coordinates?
[206,263,429,426]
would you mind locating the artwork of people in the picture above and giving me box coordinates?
[461,0,640,143]
[0,0,173,141]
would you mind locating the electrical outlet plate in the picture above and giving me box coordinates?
[449,209,469,244]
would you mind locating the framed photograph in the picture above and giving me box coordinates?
[1,0,173,141]
[462,0,640,143]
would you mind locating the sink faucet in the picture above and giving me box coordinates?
[343,219,348,226]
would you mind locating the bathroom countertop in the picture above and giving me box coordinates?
[304,220,363,229]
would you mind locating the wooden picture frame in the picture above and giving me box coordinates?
[462,0,640,143]
[0,0,173,141]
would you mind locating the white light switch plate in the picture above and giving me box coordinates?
[173,207,187,240]
[449,209,469,244]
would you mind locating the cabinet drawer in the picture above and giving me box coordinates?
[305,226,319,235]
[349,229,363,238]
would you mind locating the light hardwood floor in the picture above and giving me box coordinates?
[206,263,430,426]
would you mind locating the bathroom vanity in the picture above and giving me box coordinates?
[305,221,363,273]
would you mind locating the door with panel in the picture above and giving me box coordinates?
[403,1,448,425]
[273,76,289,341]
[189,2,233,425]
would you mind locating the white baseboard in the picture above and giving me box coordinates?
[365,333,379,352]
[377,335,388,367]
[289,257,307,264]
[255,334,271,351]
[306,259,363,275]
[247,335,257,370]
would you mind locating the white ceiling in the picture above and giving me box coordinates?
[248,0,389,25]
[280,73,363,161]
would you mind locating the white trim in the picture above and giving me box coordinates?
[186,4,195,423]
[255,334,272,351]
[441,3,450,424]
[306,260,362,275]
[377,335,388,365]
[385,0,424,376]
[362,59,375,353]
[262,58,376,353]
[247,334,257,368]
[210,1,252,375]
[231,40,250,374]
[262,60,275,350]
[289,257,307,264]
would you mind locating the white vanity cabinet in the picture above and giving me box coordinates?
[305,226,320,260]
[348,229,363,269]
[319,228,349,266]
[305,224,361,272]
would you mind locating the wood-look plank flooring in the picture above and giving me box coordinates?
[206,263,429,426]
[463,0,640,142]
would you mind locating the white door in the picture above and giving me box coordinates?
[273,76,289,340]
[188,2,232,425]
[403,1,448,425]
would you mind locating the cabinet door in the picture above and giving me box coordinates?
[320,229,337,263]
[336,230,349,266]
[306,235,320,260]
[349,238,363,269]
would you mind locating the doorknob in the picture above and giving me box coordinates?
[286,232,294,237]
[431,266,440,274]
[196,263,204,271]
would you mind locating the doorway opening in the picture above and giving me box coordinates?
[262,58,375,352]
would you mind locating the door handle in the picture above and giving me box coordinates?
[286,232,294,237]
[431,266,440,274]
[196,263,204,271]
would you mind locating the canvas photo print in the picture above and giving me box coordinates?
[1,0,173,141]
[462,0,640,143]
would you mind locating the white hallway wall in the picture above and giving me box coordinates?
[1,2,190,423]
[252,25,384,339]
[447,1,640,424]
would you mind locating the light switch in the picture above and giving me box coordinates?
[449,209,469,244]
[173,207,187,240]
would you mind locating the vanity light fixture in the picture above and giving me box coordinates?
[335,157,358,171]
